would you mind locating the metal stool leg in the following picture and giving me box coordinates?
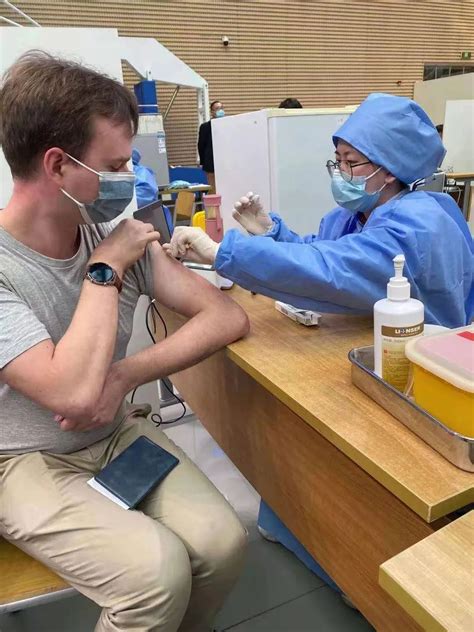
[159,377,178,408]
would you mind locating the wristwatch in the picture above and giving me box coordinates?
[84,262,122,293]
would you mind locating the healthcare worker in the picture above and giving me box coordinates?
[165,92,474,603]
[165,93,474,328]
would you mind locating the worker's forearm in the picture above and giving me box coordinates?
[51,281,119,413]
[116,303,249,393]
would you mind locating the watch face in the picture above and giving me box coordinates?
[89,262,114,283]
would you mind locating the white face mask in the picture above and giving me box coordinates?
[61,153,135,224]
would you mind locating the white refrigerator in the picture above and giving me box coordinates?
[212,107,355,236]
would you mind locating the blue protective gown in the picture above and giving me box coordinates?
[216,190,474,328]
[231,93,471,595]
[133,162,159,208]
[132,150,174,231]
[225,190,473,589]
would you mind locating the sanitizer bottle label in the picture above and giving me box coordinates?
[381,323,424,391]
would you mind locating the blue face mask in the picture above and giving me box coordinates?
[61,153,135,224]
[331,167,386,214]
[215,109,225,118]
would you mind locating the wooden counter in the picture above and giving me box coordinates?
[224,291,473,522]
[169,288,472,522]
[379,511,474,632]
[161,287,474,631]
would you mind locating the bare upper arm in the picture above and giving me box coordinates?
[148,242,242,319]
[0,338,58,407]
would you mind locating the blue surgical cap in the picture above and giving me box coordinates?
[333,93,446,184]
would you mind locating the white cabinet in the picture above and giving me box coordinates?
[212,107,354,236]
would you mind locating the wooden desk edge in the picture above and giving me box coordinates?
[161,186,210,194]
[378,512,474,632]
[0,583,69,606]
[227,348,474,523]
[378,565,446,632]
[450,173,474,180]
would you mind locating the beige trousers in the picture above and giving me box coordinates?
[0,408,247,632]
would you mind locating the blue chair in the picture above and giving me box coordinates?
[169,166,207,185]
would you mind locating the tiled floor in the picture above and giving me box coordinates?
[0,417,374,632]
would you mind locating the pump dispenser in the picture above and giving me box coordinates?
[374,255,424,391]
[387,255,411,300]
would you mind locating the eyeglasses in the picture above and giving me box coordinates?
[326,159,372,182]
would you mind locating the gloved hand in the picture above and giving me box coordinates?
[163,227,219,265]
[232,191,273,235]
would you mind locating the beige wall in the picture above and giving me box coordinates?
[414,74,474,125]
[2,0,474,165]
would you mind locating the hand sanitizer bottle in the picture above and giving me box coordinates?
[374,255,424,392]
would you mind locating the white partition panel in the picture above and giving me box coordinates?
[442,99,474,173]
[213,108,353,236]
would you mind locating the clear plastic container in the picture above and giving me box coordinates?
[405,326,474,437]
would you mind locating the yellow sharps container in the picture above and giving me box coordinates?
[405,326,474,437]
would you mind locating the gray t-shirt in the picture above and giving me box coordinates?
[0,223,153,454]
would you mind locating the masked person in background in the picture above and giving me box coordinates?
[166,93,473,329]
[198,100,225,194]
[132,147,159,208]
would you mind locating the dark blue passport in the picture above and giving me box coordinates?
[90,436,179,509]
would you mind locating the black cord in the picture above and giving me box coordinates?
[154,377,187,425]
[151,301,168,337]
[135,299,187,427]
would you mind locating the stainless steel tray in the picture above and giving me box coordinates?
[349,346,474,472]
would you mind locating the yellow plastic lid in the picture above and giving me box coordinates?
[405,325,474,393]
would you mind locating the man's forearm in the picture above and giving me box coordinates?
[50,282,119,416]
[116,303,248,393]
